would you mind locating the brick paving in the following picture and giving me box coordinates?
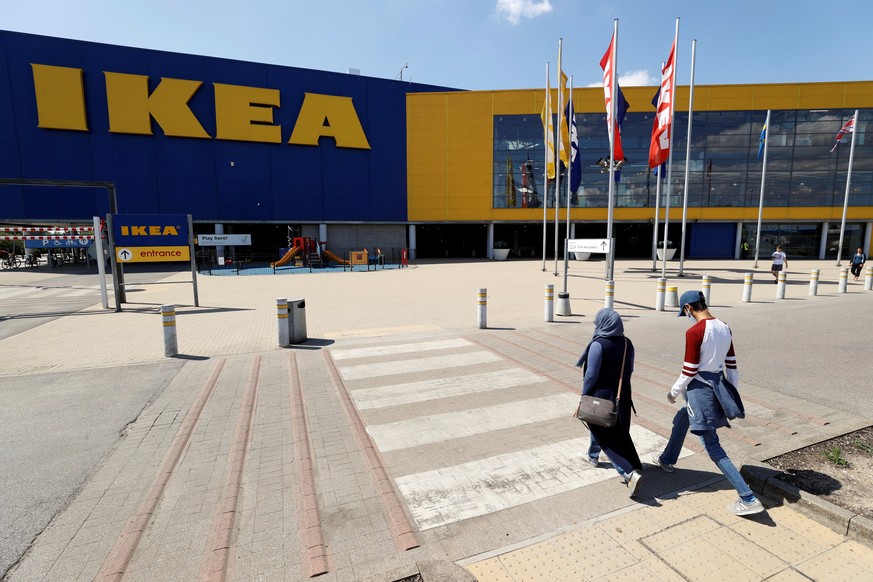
[2,258,872,581]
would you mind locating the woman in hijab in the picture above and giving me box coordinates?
[577,308,644,497]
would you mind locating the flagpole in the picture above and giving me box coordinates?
[652,167,662,270]
[542,62,549,271]
[563,76,573,293]
[606,19,618,281]
[836,109,859,266]
[678,38,696,277]
[661,18,680,279]
[753,109,771,268]
[554,39,563,276]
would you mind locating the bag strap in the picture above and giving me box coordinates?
[616,337,628,404]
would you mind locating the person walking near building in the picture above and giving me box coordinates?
[770,245,788,283]
[576,308,644,497]
[650,290,765,516]
[850,247,867,281]
[740,239,750,260]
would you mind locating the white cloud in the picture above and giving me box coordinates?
[586,69,659,88]
[618,69,658,86]
[496,0,553,25]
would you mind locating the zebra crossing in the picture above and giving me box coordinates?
[0,284,103,302]
[330,336,692,531]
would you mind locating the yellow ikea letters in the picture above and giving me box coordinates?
[31,64,371,149]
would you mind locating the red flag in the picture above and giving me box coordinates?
[599,33,625,162]
[830,116,855,153]
[649,41,676,169]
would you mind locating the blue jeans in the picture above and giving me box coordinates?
[588,434,631,480]
[660,407,756,502]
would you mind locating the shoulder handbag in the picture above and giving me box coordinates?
[575,338,628,428]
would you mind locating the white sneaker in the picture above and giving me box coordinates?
[649,453,674,473]
[627,471,642,498]
[729,498,764,516]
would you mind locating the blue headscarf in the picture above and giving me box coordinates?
[576,308,624,367]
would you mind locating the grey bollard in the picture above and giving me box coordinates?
[666,285,679,308]
[865,266,873,291]
[477,288,487,329]
[161,304,178,357]
[809,269,820,296]
[603,281,614,309]
[277,298,290,347]
[544,284,554,322]
[702,275,711,306]
[556,291,571,316]
[655,277,667,311]
[776,271,786,299]
[838,268,848,293]
[742,273,753,302]
[289,298,307,343]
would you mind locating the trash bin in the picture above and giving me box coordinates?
[289,298,307,343]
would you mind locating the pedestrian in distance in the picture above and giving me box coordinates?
[770,245,788,283]
[850,247,867,281]
[650,290,765,516]
[576,308,644,498]
[740,238,750,260]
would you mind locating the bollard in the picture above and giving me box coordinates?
[544,284,554,322]
[702,275,711,306]
[556,291,571,316]
[277,298,289,347]
[477,288,487,329]
[809,269,820,296]
[666,285,679,308]
[776,271,786,299]
[604,281,614,309]
[655,278,666,311]
[161,304,178,357]
[838,267,848,293]
[865,266,873,291]
[742,273,753,302]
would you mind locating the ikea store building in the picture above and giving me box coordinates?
[2,30,871,261]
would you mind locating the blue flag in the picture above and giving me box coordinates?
[565,98,582,194]
[757,122,767,159]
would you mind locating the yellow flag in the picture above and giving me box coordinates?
[558,69,570,165]
[540,79,555,180]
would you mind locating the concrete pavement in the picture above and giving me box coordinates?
[1,257,872,581]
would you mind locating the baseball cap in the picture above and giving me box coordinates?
[677,290,705,317]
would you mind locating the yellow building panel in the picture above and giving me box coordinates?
[408,82,873,223]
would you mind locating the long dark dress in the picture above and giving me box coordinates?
[583,336,643,476]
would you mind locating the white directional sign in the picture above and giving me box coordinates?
[568,238,612,254]
[197,234,252,246]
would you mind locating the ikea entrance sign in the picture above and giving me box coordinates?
[112,214,190,262]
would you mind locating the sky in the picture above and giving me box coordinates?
[4,0,873,91]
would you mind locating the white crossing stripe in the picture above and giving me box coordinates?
[331,338,472,360]
[368,393,577,451]
[0,288,34,299]
[56,289,96,297]
[395,428,691,530]
[351,368,548,410]
[338,351,500,381]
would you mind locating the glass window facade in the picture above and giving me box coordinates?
[493,109,872,210]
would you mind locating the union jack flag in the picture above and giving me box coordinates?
[830,116,855,153]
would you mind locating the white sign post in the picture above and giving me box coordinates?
[197,234,252,246]
[568,238,612,254]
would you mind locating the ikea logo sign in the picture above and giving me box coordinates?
[30,64,371,149]
[114,214,188,247]
[121,225,180,237]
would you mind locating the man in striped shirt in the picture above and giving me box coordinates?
[650,290,765,516]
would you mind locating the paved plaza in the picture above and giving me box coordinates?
[1,257,872,581]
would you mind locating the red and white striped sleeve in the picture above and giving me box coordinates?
[725,339,738,387]
[670,320,705,398]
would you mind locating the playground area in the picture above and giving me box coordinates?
[199,236,410,276]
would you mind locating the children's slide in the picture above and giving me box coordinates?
[322,249,350,265]
[270,246,301,267]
